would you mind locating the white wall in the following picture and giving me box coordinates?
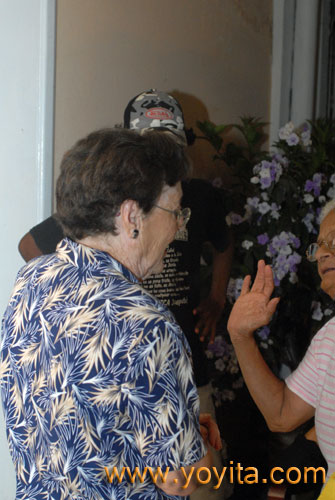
[0,1,55,497]
[270,0,320,145]
[54,0,272,184]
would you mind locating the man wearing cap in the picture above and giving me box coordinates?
[18,90,233,498]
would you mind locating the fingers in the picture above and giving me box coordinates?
[199,321,210,342]
[250,260,266,293]
[200,424,209,441]
[240,275,252,296]
[214,435,223,451]
[268,296,280,316]
[249,261,275,299]
[194,308,218,342]
[207,420,222,450]
[199,413,211,425]
[263,264,275,297]
[208,323,216,344]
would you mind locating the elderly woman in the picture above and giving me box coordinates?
[0,129,219,500]
[227,199,335,484]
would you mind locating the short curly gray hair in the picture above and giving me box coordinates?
[320,199,335,223]
[56,128,190,240]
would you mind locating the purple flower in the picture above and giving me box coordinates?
[229,213,243,225]
[287,133,299,146]
[207,336,227,357]
[257,233,269,245]
[305,180,314,193]
[273,276,280,286]
[260,176,272,189]
[287,253,302,272]
[246,197,260,209]
[304,173,322,197]
[291,236,301,249]
[257,326,271,340]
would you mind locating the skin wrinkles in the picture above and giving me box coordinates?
[316,210,335,299]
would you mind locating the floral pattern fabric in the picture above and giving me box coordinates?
[0,238,205,500]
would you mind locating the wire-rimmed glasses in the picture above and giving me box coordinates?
[306,230,335,262]
[154,205,191,227]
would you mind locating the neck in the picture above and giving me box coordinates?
[77,233,143,280]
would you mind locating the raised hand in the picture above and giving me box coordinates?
[227,260,280,342]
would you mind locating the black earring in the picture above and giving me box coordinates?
[132,229,139,239]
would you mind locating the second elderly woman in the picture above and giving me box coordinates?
[0,129,220,500]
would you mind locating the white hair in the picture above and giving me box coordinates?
[320,199,335,222]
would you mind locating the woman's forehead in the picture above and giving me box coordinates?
[159,182,182,201]
[319,210,335,238]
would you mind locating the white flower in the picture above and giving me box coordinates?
[246,197,260,209]
[242,240,254,250]
[327,187,335,199]
[325,309,333,316]
[270,202,281,220]
[261,192,269,201]
[227,277,244,303]
[271,210,280,220]
[215,359,225,372]
[301,130,312,146]
[289,272,298,284]
[250,176,259,184]
[304,194,314,204]
[260,169,271,178]
[279,121,294,140]
[330,174,335,184]
[302,212,315,232]
[311,301,323,321]
[318,195,326,203]
[277,244,292,256]
[258,202,271,214]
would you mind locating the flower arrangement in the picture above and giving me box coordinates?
[198,118,335,402]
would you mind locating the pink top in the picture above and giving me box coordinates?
[286,317,335,479]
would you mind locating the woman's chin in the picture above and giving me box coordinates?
[321,278,335,300]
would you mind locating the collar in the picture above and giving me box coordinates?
[56,237,139,284]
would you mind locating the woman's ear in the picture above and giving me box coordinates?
[119,200,143,239]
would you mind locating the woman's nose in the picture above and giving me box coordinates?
[316,242,332,261]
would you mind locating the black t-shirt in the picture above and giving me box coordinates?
[29,179,230,386]
[30,215,63,254]
[144,179,229,323]
[143,179,230,385]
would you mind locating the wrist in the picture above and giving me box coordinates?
[230,330,256,347]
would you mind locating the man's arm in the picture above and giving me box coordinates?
[18,215,64,262]
[227,260,315,432]
[18,232,43,261]
[157,413,221,496]
[194,230,234,342]
[157,445,212,496]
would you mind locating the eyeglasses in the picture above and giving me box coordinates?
[306,230,335,262]
[154,205,191,227]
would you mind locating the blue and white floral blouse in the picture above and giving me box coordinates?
[0,238,206,500]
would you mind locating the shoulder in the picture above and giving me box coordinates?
[30,215,64,254]
[30,214,62,233]
[310,316,335,350]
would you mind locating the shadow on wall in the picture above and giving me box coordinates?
[170,90,216,180]
[171,90,243,188]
